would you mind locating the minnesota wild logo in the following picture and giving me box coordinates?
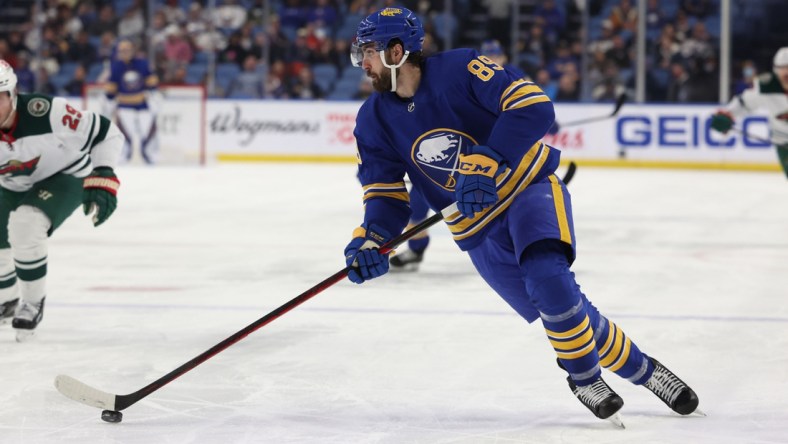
[0,157,40,176]
[27,98,50,117]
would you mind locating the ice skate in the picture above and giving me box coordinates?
[643,357,702,416]
[12,298,45,342]
[0,298,18,325]
[390,248,425,272]
[566,375,625,427]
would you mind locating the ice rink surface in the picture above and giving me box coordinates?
[1,163,787,444]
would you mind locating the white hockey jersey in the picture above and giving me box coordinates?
[0,94,123,192]
[726,72,788,145]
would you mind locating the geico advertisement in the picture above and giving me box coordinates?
[205,101,773,163]
[549,104,773,163]
[207,100,361,155]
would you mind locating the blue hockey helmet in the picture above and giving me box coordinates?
[351,7,425,67]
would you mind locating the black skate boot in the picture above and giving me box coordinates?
[643,357,700,415]
[567,375,625,423]
[390,248,425,272]
[0,298,18,325]
[12,297,45,342]
[558,358,625,426]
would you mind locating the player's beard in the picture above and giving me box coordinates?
[370,68,394,93]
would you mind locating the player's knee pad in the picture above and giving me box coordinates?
[8,206,50,261]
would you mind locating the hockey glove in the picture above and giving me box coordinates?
[455,145,506,219]
[344,223,392,284]
[710,110,734,133]
[83,167,120,227]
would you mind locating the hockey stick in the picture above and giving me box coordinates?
[55,203,460,416]
[731,127,775,145]
[559,93,627,128]
[561,161,577,185]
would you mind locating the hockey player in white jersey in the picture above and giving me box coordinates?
[711,47,788,178]
[0,60,124,341]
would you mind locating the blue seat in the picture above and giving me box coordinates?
[312,63,338,93]
[86,62,105,82]
[59,62,79,78]
[216,62,241,79]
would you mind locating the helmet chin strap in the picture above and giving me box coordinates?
[379,50,410,92]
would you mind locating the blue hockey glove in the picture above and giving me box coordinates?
[710,110,734,134]
[344,224,393,284]
[82,167,120,227]
[455,145,506,219]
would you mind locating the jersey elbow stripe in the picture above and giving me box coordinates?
[501,85,544,110]
[505,94,551,111]
[548,175,572,244]
[499,80,537,106]
[362,192,410,203]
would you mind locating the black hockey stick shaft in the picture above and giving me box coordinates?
[561,161,577,185]
[111,205,454,411]
[560,93,627,128]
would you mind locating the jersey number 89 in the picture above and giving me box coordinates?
[467,55,503,82]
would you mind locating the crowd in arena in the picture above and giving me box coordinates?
[0,0,780,102]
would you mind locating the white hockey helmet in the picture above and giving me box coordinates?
[774,47,788,68]
[0,59,18,111]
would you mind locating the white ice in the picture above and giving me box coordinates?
[1,163,787,444]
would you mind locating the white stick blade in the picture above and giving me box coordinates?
[54,375,116,410]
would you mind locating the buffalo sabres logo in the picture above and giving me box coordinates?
[411,129,479,190]
[122,70,143,90]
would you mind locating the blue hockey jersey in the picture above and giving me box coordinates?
[106,58,158,110]
[354,48,560,250]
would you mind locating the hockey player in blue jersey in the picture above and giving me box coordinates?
[105,39,162,164]
[343,7,700,425]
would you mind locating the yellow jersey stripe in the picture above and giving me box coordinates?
[499,79,529,105]
[501,84,545,110]
[506,94,551,111]
[362,191,410,202]
[548,175,572,244]
[598,321,616,358]
[363,182,407,191]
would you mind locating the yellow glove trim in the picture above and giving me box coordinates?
[458,153,498,177]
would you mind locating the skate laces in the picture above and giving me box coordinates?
[574,379,615,407]
[15,301,41,321]
[645,364,685,405]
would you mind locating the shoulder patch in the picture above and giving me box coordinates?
[757,72,773,83]
[27,98,51,117]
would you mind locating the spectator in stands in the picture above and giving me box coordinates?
[163,24,194,76]
[673,10,692,42]
[215,0,248,32]
[64,64,87,96]
[535,0,566,42]
[56,4,84,40]
[87,4,118,38]
[29,45,59,77]
[265,15,292,64]
[160,0,186,24]
[168,65,189,86]
[13,55,35,93]
[66,30,97,68]
[309,0,339,32]
[608,0,637,34]
[606,34,633,69]
[0,39,16,69]
[556,71,580,101]
[265,60,290,99]
[483,0,512,50]
[535,68,558,100]
[186,4,226,53]
[36,68,57,95]
[117,0,146,42]
[733,60,757,95]
[547,42,579,80]
[653,24,680,69]
[667,61,691,102]
[279,0,309,31]
[680,22,715,60]
[227,54,265,98]
[680,0,714,19]
[288,65,323,100]
[75,1,97,31]
[6,32,29,60]
[220,32,249,66]
[645,0,667,32]
[96,31,117,63]
[353,75,374,100]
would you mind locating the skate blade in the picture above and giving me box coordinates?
[607,413,625,429]
[691,408,707,417]
[15,329,36,342]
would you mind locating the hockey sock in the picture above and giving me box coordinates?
[8,206,49,305]
[585,301,653,385]
[523,240,600,386]
[407,232,429,253]
[0,249,17,303]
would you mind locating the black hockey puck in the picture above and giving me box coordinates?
[101,410,123,423]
